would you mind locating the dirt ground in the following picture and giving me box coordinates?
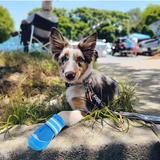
[147,53,160,60]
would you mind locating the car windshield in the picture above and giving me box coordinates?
[121,39,126,42]
[115,38,126,43]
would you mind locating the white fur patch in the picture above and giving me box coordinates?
[65,84,85,102]
[58,110,84,126]
[60,48,82,73]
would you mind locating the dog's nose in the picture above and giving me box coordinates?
[65,71,76,80]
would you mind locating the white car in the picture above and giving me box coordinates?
[138,37,160,56]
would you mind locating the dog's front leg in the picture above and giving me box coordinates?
[58,110,86,126]
[28,110,86,150]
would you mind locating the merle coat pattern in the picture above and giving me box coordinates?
[49,27,121,126]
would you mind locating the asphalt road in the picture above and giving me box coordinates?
[98,54,148,63]
[97,54,160,116]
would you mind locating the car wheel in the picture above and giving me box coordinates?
[123,52,127,56]
[145,52,151,56]
[146,48,151,56]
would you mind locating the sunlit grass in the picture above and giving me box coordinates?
[0,51,65,128]
[0,51,149,135]
[83,81,142,133]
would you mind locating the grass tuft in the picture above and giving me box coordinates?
[0,51,65,127]
[0,51,150,135]
[83,81,151,133]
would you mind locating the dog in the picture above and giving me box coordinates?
[49,27,121,127]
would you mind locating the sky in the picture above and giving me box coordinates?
[1,0,160,30]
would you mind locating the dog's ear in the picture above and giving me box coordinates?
[78,32,97,63]
[50,27,69,61]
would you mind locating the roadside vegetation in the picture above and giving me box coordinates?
[0,51,146,134]
[0,51,67,130]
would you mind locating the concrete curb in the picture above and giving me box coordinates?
[0,119,160,160]
[1,56,160,160]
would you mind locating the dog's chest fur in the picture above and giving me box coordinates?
[65,69,119,112]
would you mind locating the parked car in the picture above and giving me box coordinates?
[138,37,160,56]
[111,37,127,56]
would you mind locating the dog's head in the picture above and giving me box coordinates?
[50,27,97,83]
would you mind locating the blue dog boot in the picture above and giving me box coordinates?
[28,114,65,151]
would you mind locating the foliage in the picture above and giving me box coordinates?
[57,16,73,40]
[120,25,129,37]
[138,4,160,36]
[0,51,68,133]
[26,5,160,41]
[83,81,152,133]
[126,8,142,33]
[0,51,63,103]
[71,7,129,41]
[97,21,116,42]
[0,52,142,134]
[3,3,160,43]
[140,25,154,36]
[51,7,68,18]
[0,89,69,135]
[83,79,143,133]
[0,6,14,43]
[72,21,90,41]
[28,8,43,17]
[27,7,130,42]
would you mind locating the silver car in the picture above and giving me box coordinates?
[138,37,160,56]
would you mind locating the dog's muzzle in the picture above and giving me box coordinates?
[65,71,76,81]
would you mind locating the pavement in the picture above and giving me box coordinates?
[0,55,160,160]
[97,55,160,116]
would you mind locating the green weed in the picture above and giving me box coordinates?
[0,51,148,135]
[83,81,151,133]
[0,88,68,136]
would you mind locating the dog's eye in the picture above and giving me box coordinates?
[59,55,68,66]
[77,57,83,67]
[62,55,68,62]
[77,57,83,63]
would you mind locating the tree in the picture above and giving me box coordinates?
[97,21,116,42]
[141,4,160,25]
[57,16,73,40]
[140,25,154,37]
[0,6,14,43]
[27,6,130,41]
[120,25,129,36]
[71,7,129,41]
[72,7,129,28]
[72,21,89,40]
[138,4,160,36]
[28,8,42,17]
[126,8,142,33]
[51,8,68,18]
